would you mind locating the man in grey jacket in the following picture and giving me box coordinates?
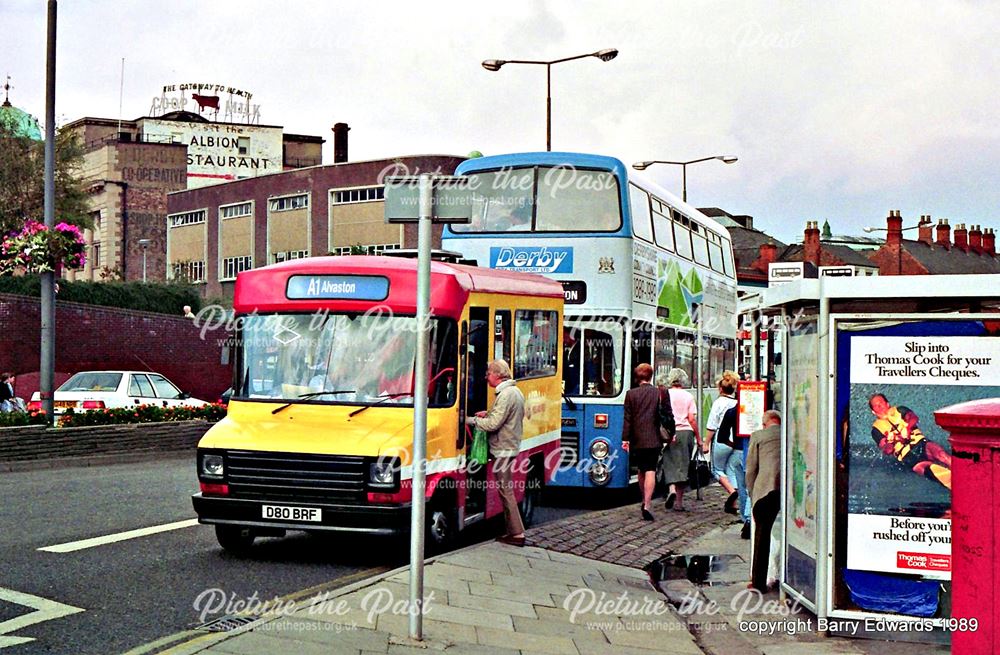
[467,359,526,546]
[745,409,782,592]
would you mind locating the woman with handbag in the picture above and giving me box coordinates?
[706,371,740,513]
[622,363,662,521]
[660,368,701,512]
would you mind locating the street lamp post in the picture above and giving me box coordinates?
[632,156,738,203]
[482,48,618,151]
[138,238,150,282]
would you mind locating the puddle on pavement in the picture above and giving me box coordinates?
[646,553,743,587]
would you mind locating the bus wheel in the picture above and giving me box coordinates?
[425,499,457,554]
[519,461,543,528]
[215,525,255,554]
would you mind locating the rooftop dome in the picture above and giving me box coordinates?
[0,78,42,141]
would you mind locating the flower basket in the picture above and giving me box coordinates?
[0,221,87,275]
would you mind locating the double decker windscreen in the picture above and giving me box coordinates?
[453,166,621,232]
[234,313,457,407]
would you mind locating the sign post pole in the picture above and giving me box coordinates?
[384,173,471,642]
[407,175,433,640]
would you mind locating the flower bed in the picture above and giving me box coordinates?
[0,409,49,428]
[58,403,227,427]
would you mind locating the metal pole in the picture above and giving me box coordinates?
[815,286,832,624]
[681,164,688,203]
[545,64,552,151]
[408,174,433,640]
[695,302,703,501]
[40,0,57,424]
[142,250,147,283]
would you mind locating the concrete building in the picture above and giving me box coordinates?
[165,153,467,300]
[64,112,324,282]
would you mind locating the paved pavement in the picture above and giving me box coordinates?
[158,484,952,655]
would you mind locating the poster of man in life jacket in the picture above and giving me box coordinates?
[837,320,1000,582]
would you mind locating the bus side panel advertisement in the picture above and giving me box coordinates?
[844,333,1000,580]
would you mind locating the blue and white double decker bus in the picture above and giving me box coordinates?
[442,152,738,490]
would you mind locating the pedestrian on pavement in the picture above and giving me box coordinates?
[466,359,527,546]
[659,368,699,512]
[706,371,740,513]
[622,363,668,521]
[715,404,751,538]
[745,409,782,592]
[0,372,15,412]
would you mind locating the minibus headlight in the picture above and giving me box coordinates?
[200,453,225,478]
[590,439,610,460]
[369,460,399,489]
[589,462,610,486]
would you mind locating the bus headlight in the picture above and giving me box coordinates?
[200,453,225,479]
[369,459,399,489]
[589,462,610,486]
[590,439,610,460]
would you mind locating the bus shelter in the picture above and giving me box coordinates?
[739,274,1000,638]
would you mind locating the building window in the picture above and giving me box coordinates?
[271,250,309,264]
[171,260,206,283]
[222,255,253,279]
[332,186,385,204]
[90,210,103,233]
[269,194,309,211]
[168,210,207,228]
[329,243,400,256]
[92,242,101,268]
[220,202,252,219]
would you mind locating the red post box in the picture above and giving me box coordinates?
[934,398,1000,655]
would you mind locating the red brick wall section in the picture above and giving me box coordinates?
[866,245,929,276]
[0,293,231,402]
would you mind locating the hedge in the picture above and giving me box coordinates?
[0,275,202,315]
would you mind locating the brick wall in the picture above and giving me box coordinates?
[0,419,214,469]
[0,293,231,402]
[866,245,928,276]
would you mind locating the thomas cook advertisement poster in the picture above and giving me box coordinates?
[845,334,1000,580]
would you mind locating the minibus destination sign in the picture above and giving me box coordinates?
[286,275,389,300]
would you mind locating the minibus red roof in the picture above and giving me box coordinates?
[232,256,564,317]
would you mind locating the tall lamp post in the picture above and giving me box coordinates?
[138,238,150,282]
[482,48,618,151]
[632,156,738,203]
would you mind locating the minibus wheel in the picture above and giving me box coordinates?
[215,525,255,554]
[425,498,457,553]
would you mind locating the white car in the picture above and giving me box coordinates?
[28,370,208,415]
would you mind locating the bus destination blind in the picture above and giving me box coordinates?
[286,275,389,300]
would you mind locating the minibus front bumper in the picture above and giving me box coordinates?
[192,493,410,536]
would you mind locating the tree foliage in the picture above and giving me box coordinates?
[0,121,91,237]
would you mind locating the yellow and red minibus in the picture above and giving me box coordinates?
[192,255,563,553]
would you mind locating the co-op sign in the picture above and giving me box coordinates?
[490,246,573,274]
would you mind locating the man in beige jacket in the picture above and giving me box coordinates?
[745,409,782,591]
[467,359,526,546]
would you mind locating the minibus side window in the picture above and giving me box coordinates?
[494,310,511,363]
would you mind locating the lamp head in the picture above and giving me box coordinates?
[138,238,151,248]
[862,227,877,233]
[481,59,504,72]
[594,48,618,62]
[632,161,652,170]
[720,155,738,164]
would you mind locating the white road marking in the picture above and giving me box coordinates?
[38,518,200,553]
[0,587,84,648]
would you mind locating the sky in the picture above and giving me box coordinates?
[5,0,998,244]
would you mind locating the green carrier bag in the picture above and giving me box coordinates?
[470,427,489,467]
